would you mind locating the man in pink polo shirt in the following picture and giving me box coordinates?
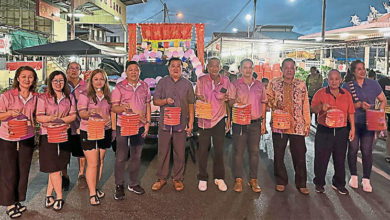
[63,62,88,190]
[229,58,267,193]
[196,57,231,192]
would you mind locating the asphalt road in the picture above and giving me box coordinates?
[1,121,390,220]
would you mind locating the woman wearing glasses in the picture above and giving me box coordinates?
[36,71,76,211]
[77,69,112,206]
[0,66,38,218]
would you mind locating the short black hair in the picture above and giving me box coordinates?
[310,66,317,71]
[222,65,229,71]
[281,58,296,69]
[168,57,183,67]
[126,60,140,70]
[261,77,269,83]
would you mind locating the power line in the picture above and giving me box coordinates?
[221,0,252,33]
[139,10,163,23]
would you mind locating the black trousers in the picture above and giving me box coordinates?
[313,125,349,187]
[0,138,34,206]
[197,119,225,181]
[272,133,307,188]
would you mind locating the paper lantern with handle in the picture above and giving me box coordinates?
[325,109,345,128]
[164,107,181,126]
[87,118,105,140]
[366,109,386,131]
[47,124,69,143]
[272,110,290,130]
[8,119,28,139]
[195,101,212,119]
[120,113,139,136]
[232,104,251,125]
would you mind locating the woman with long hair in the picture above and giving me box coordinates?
[77,69,112,205]
[0,66,38,218]
[36,71,76,211]
[342,60,387,192]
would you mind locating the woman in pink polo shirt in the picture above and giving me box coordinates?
[36,71,76,211]
[0,66,38,218]
[77,69,112,206]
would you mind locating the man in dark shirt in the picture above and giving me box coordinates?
[151,57,195,191]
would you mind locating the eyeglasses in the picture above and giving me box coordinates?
[52,80,65,84]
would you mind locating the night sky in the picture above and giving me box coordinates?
[126,0,389,42]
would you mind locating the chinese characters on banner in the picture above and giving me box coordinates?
[128,23,137,61]
[195,23,205,67]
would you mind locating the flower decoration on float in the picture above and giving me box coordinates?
[130,47,204,77]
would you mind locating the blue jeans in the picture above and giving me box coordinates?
[348,123,374,179]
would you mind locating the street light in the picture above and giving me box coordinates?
[232,28,238,33]
[245,14,252,38]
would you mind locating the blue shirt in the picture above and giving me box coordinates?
[342,78,382,124]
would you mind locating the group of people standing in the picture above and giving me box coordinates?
[0,55,385,218]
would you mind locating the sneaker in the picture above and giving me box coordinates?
[198,180,207,192]
[62,175,70,191]
[214,179,227,192]
[385,157,390,163]
[332,185,349,195]
[315,185,325,193]
[78,175,87,189]
[362,178,372,193]
[233,178,243,192]
[114,185,125,200]
[349,175,358,189]
[128,185,145,195]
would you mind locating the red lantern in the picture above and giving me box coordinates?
[164,107,181,126]
[8,119,28,139]
[47,124,69,143]
[366,109,387,131]
[232,104,251,125]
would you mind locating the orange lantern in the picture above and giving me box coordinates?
[272,110,290,130]
[120,113,139,136]
[195,101,212,119]
[87,118,105,140]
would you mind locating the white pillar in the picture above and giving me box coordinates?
[364,46,370,68]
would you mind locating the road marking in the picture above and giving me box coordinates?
[357,157,390,181]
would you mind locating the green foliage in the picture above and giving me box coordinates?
[320,65,332,75]
[295,67,310,81]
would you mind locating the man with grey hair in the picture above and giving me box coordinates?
[267,58,311,195]
[229,58,267,193]
[195,57,231,192]
[311,69,355,195]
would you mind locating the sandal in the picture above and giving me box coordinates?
[53,199,64,211]
[385,157,390,163]
[45,196,55,208]
[89,195,101,206]
[6,206,22,219]
[15,202,26,213]
[96,189,105,199]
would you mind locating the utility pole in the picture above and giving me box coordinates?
[163,3,168,23]
[70,0,75,40]
[253,0,257,38]
[321,0,326,42]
